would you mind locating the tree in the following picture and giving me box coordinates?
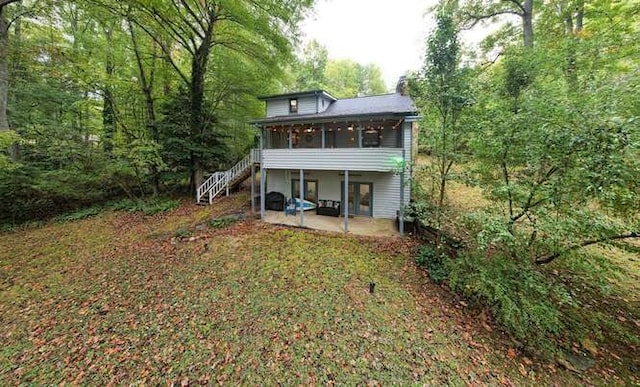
[411,6,471,233]
[0,0,23,161]
[125,0,313,190]
[293,39,328,90]
[466,45,639,265]
[460,0,534,48]
[325,60,387,97]
[292,40,388,98]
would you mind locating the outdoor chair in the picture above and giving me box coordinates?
[284,198,298,216]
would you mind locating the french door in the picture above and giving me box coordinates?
[291,180,318,203]
[341,182,373,216]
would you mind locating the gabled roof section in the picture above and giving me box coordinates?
[323,93,415,117]
[258,89,338,102]
[254,92,416,124]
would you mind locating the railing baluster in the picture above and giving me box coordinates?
[196,152,253,204]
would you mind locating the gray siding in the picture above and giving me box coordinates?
[318,96,332,112]
[370,172,406,219]
[298,97,317,115]
[265,169,288,195]
[266,96,319,117]
[403,121,412,165]
[265,170,409,219]
[262,148,403,172]
[266,99,289,117]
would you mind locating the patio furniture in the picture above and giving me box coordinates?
[284,198,298,216]
[316,200,341,217]
[266,191,285,211]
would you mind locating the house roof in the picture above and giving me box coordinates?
[254,92,417,125]
[258,89,338,102]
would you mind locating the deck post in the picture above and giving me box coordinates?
[344,170,349,233]
[299,169,304,227]
[226,171,230,196]
[288,127,293,149]
[260,168,266,219]
[399,149,405,236]
[321,124,325,149]
[250,163,255,214]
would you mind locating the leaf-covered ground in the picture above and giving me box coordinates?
[0,192,635,384]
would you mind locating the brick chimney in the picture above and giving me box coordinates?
[395,76,407,95]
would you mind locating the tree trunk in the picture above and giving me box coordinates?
[0,5,18,160]
[522,0,534,48]
[128,19,160,195]
[0,7,10,131]
[189,41,211,190]
[563,0,584,89]
[102,27,116,154]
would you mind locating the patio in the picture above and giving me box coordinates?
[263,210,399,237]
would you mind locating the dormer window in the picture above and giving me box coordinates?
[289,98,298,113]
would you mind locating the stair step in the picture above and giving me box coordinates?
[196,152,253,205]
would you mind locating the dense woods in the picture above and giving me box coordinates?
[0,0,393,224]
[0,0,318,223]
[411,0,639,354]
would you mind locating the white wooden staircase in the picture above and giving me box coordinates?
[196,149,260,205]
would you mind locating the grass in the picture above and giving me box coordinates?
[0,191,635,384]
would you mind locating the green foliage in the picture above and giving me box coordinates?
[0,130,18,171]
[157,88,230,178]
[173,227,191,238]
[292,40,388,97]
[415,245,449,283]
[410,7,473,221]
[1,0,314,224]
[109,197,180,215]
[208,216,238,229]
[54,206,103,223]
[447,251,572,353]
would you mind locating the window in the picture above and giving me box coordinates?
[289,98,298,113]
[362,129,380,148]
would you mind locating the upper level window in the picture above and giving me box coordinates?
[289,98,298,113]
[362,129,380,148]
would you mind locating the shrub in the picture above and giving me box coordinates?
[174,228,191,238]
[208,216,239,229]
[54,207,103,222]
[447,252,573,354]
[416,245,449,283]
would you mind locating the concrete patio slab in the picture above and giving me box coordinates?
[263,210,399,237]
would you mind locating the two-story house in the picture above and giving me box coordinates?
[253,78,418,234]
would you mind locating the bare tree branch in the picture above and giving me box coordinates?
[464,8,523,29]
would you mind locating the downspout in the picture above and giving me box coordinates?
[399,148,405,236]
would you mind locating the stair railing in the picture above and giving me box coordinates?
[196,152,253,204]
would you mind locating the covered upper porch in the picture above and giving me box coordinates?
[261,117,407,150]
